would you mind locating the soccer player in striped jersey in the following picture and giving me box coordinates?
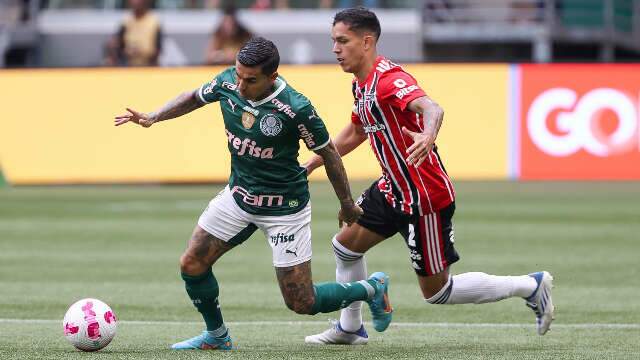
[304,8,554,345]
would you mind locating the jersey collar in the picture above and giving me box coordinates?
[356,55,384,88]
[246,77,286,107]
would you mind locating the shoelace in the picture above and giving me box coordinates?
[370,284,387,315]
[369,298,381,313]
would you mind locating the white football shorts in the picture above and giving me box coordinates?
[198,185,312,267]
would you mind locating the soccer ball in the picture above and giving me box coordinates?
[62,298,117,351]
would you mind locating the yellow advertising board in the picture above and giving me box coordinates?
[0,65,508,184]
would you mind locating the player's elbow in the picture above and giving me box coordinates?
[431,102,444,120]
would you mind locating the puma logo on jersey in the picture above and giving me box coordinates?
[227,98,237,113]
[308,109,320,120]
[285,249,298,257]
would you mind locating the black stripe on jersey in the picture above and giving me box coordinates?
[361,78,406,209]
[368,75,420,213]
[371,132,405,205]
[432,145,450,176]
[365,109,405,204]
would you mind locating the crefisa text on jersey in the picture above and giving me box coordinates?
[271,98,296,118]
[297,124,316,148]
[225,129,274,159]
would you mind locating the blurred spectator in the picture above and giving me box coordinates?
[251,0,289,10]
[1,0,40,67]
[204,6,253,65]
[103,0,162,66]
[423,0,454,23]
[159,0,220,9]
[320,0,380,8]
[0,0,22,25]
[511,0,545,23]
[204,0,220,8]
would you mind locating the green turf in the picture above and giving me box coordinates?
[1,181,639,359]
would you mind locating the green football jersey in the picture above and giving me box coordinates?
[196,67,330,216]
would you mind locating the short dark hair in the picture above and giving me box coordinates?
[236,37,280,75]
[333,7,381,41]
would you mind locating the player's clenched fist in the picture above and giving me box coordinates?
[114,108,155,128]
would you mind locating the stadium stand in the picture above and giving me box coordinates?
[1,0,639,67]
[422,0,640,62]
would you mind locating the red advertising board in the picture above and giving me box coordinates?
[519,64,640,180]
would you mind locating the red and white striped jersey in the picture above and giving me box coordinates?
[351,56,455,215]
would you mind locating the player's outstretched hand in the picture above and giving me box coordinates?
[338,202,364,228]
[402,126,435,167]
[114,108,155,128]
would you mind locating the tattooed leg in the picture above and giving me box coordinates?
[180,225,234,276]
[179,225,234,334]
[276,261,316,314]
[276,261,375,315]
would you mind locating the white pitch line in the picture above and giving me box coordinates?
[0,319,639,329]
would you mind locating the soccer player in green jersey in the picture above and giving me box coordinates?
[114,37,393,350]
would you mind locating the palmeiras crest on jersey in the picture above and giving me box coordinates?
[260,114,283,137]
[241,111,256,129]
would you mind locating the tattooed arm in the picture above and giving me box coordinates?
[314,141,363,227]
[114,90,204,127]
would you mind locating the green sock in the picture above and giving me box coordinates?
[310,279,377,315]
[182,269,228,337]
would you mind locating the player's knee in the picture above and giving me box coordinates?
[283,296,314,315]
[332,236,363,263]
[422,273,453,304]
[179,253,206,275]
[420,281,446,299]
[286,302,312,315]
[422,286,443,300]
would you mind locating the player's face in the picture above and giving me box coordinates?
[235,60,277,101]
[331,21,366,74]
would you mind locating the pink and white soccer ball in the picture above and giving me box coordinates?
[62,298,117,351]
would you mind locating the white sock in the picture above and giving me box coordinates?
[332,236,367,332]
[425,272,537,305]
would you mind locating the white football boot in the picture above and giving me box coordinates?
[525,271,555,335]
[305,320,369,345]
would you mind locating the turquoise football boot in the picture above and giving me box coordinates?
[171,331,233,350]
[366,272,393,332]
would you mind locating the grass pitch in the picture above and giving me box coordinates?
[1,181,639,359]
